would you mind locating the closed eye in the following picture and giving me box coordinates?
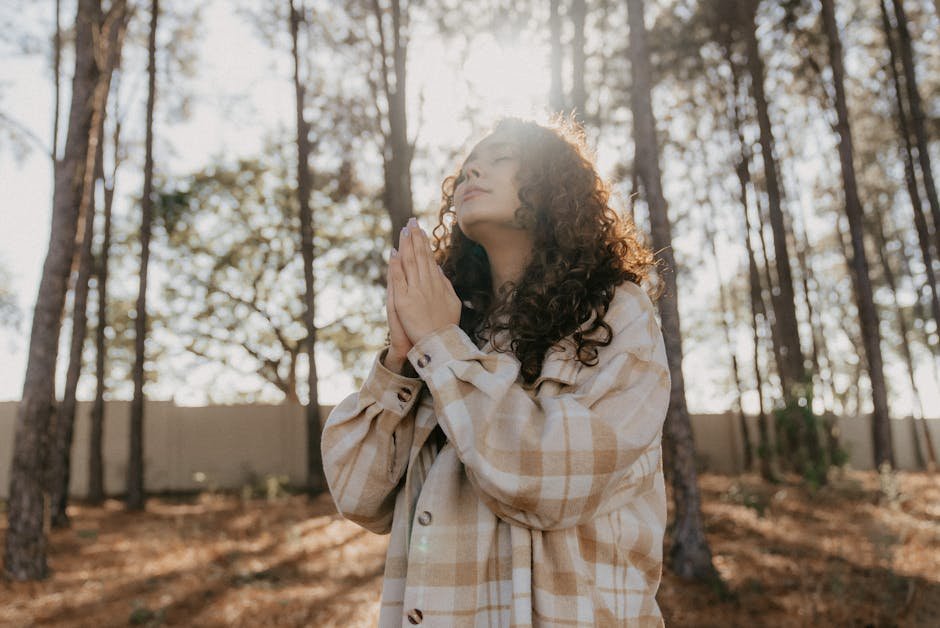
[455,156,512,183]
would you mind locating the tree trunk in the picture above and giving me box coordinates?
[779,118,831,416]
[890,0,940,261]
[127,0,158,512]
[794,197,836,417]
[699,184,752,473]
[740,0,830,482]
[821,0,894,470]
[738,89,784,468]
[739,0,805,397]
[871,195,937,471]
[626,0,720,585]
[894,208,940,381]
[779,180,826,481]
[88,111,118,505]
[570,0,587,126]
[745,214,775,481]
[879,0,940,339]
[3,0,102,581]
[730,63,790,462]
[720,27,778,480]
[369,0,415,244]
[52,0,61,173]
[792,196,843,468]
[734,117,776,481]
[289,0,327,496]
[832,221,865,421]
[711,219,752,473]
[48,0,128,528]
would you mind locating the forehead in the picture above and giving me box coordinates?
[461,137,518,167]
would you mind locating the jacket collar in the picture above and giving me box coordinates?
[481,325,582,389]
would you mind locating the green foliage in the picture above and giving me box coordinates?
[149,131,390,403]
[770,376,848,489]
[829,441,850,467]
[755,441,775,470]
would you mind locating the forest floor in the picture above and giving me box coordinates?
[1,467,937,627]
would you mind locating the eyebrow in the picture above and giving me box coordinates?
[460,141,516,171]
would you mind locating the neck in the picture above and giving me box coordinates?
[479,232,534,298]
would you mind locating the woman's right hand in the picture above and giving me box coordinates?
[385,248,413,366]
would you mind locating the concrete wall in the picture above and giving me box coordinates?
[1,400,937,498]
[689,411,940,474]
[0,400,326,499]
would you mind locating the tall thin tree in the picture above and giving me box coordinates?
[738,0,827,481]
[289,0,326,494]
[127,0,159,511]
[889,0,940,260]
[48,0,129,528]
[88,96,122,505]
[4,0,104,580]
[878,0,940,339]
[739,157,776,480]
[52,0,61,175]
[717,17,779,480]
[871,199,937,470]
[626,0,720,584]
[820,0,894,469]
[739,0,806,397]
[367,0,416,242]
[702,194,752,472]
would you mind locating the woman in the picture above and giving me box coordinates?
[321,114,671,627]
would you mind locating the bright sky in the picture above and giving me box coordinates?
[0,1,935,417]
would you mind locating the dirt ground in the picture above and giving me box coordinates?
[1,468,937,627]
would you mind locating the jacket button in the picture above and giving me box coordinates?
[417,510,432,525]
[417,353,431,367]
[407,608,423,624]
[396,387,412,402]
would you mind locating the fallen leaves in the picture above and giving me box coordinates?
[0,468,936,626]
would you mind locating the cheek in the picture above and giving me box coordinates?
[500,180,521,206]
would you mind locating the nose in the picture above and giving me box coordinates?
[464,162,480,180]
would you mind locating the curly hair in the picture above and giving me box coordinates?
[428,113,663,385]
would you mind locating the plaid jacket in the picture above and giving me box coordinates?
[322,280,671,627]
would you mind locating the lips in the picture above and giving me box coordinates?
[462,188,489,202]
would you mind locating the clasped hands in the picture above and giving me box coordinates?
[385,217,462,362]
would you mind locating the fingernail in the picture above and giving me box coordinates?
[401,226,409,236]
[408,217,417,228]
[391,247,398,257]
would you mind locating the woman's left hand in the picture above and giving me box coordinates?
[390,217,462,345]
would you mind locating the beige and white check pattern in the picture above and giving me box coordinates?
[321,280,671,627]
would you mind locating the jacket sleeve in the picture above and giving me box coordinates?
[405,289,671,531]
[321,345,425,534]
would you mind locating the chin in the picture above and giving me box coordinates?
[458,205,504,229]
[455,214,490,242]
